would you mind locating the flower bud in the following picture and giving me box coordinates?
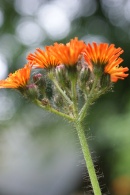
[26,84,39,99]
[80,65,90,82]
[76,54,84,72]
[33,73,43,83]
[33,73,46,87]
[54,94,63,108]
[56,64,65,74]
[33,73,46,96]
[55,64,66,81]
[78,65,91,91]
[55,64,70,89]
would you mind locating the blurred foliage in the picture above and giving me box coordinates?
[0,0,130,195]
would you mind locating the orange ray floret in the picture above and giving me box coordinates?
[84,43,129,82]
[27,48,61,68]
[46,37,86,66]
[0,64,31,89]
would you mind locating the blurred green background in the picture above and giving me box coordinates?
[0,0,130,195]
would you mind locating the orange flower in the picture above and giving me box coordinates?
[27,48,61,68]
[46,37,86,66]
[0,64,31,89]
[84,43,129,82]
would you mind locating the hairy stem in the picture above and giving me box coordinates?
[52,79,73,105]
[78,77,99,122]
[74,120,102,195]
[34,99,74,121]
[71,78,78,116]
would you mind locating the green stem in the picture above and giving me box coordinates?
[53,79,73,105]
[74,120,102,195]
[79,77,98,122]
[71,79,78,116]
[34,99,74,122]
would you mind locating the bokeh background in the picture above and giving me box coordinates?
[0,0,130,194]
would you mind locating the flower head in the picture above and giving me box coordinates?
[27,48,61,68]
[0,64,31,89]
[27,37,86,68]
[44,37,86,66]
[84,43,129,82]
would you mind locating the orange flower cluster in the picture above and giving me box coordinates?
[84,43,129,82]
[27,48,61,68]
[0,37,129,89]
[27,37,86,67]
[0,64,31,89]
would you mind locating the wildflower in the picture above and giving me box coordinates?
[46,37,86,66]
[27,37,86,68]
[0,64,31,89]
[84,43,129,82]
[27,48,60,68]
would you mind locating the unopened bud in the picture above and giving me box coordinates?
[33,73,43,83]
[77,54,84,72]
[55,64,70,88]
[56,64,65,75]
[33,73,46,87]
[26,84,39,99]
[33,73,46,96]
[80,66,90,82]
[54,95,63,107]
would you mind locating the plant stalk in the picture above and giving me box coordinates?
[34,99,74,121]
[74,120,102,195]
[79,76,99,122]
[52,79,73,105]
[36,73,103,194]
[71,78,78,116]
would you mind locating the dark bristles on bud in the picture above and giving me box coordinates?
[56,64,65,74]
[33,73,46,87]
[33,73,43,83]
[54,94,63,108]
[55,65,70,90]
[80,66,90,82]
[55,64,66,84]
[26,84,39,99]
